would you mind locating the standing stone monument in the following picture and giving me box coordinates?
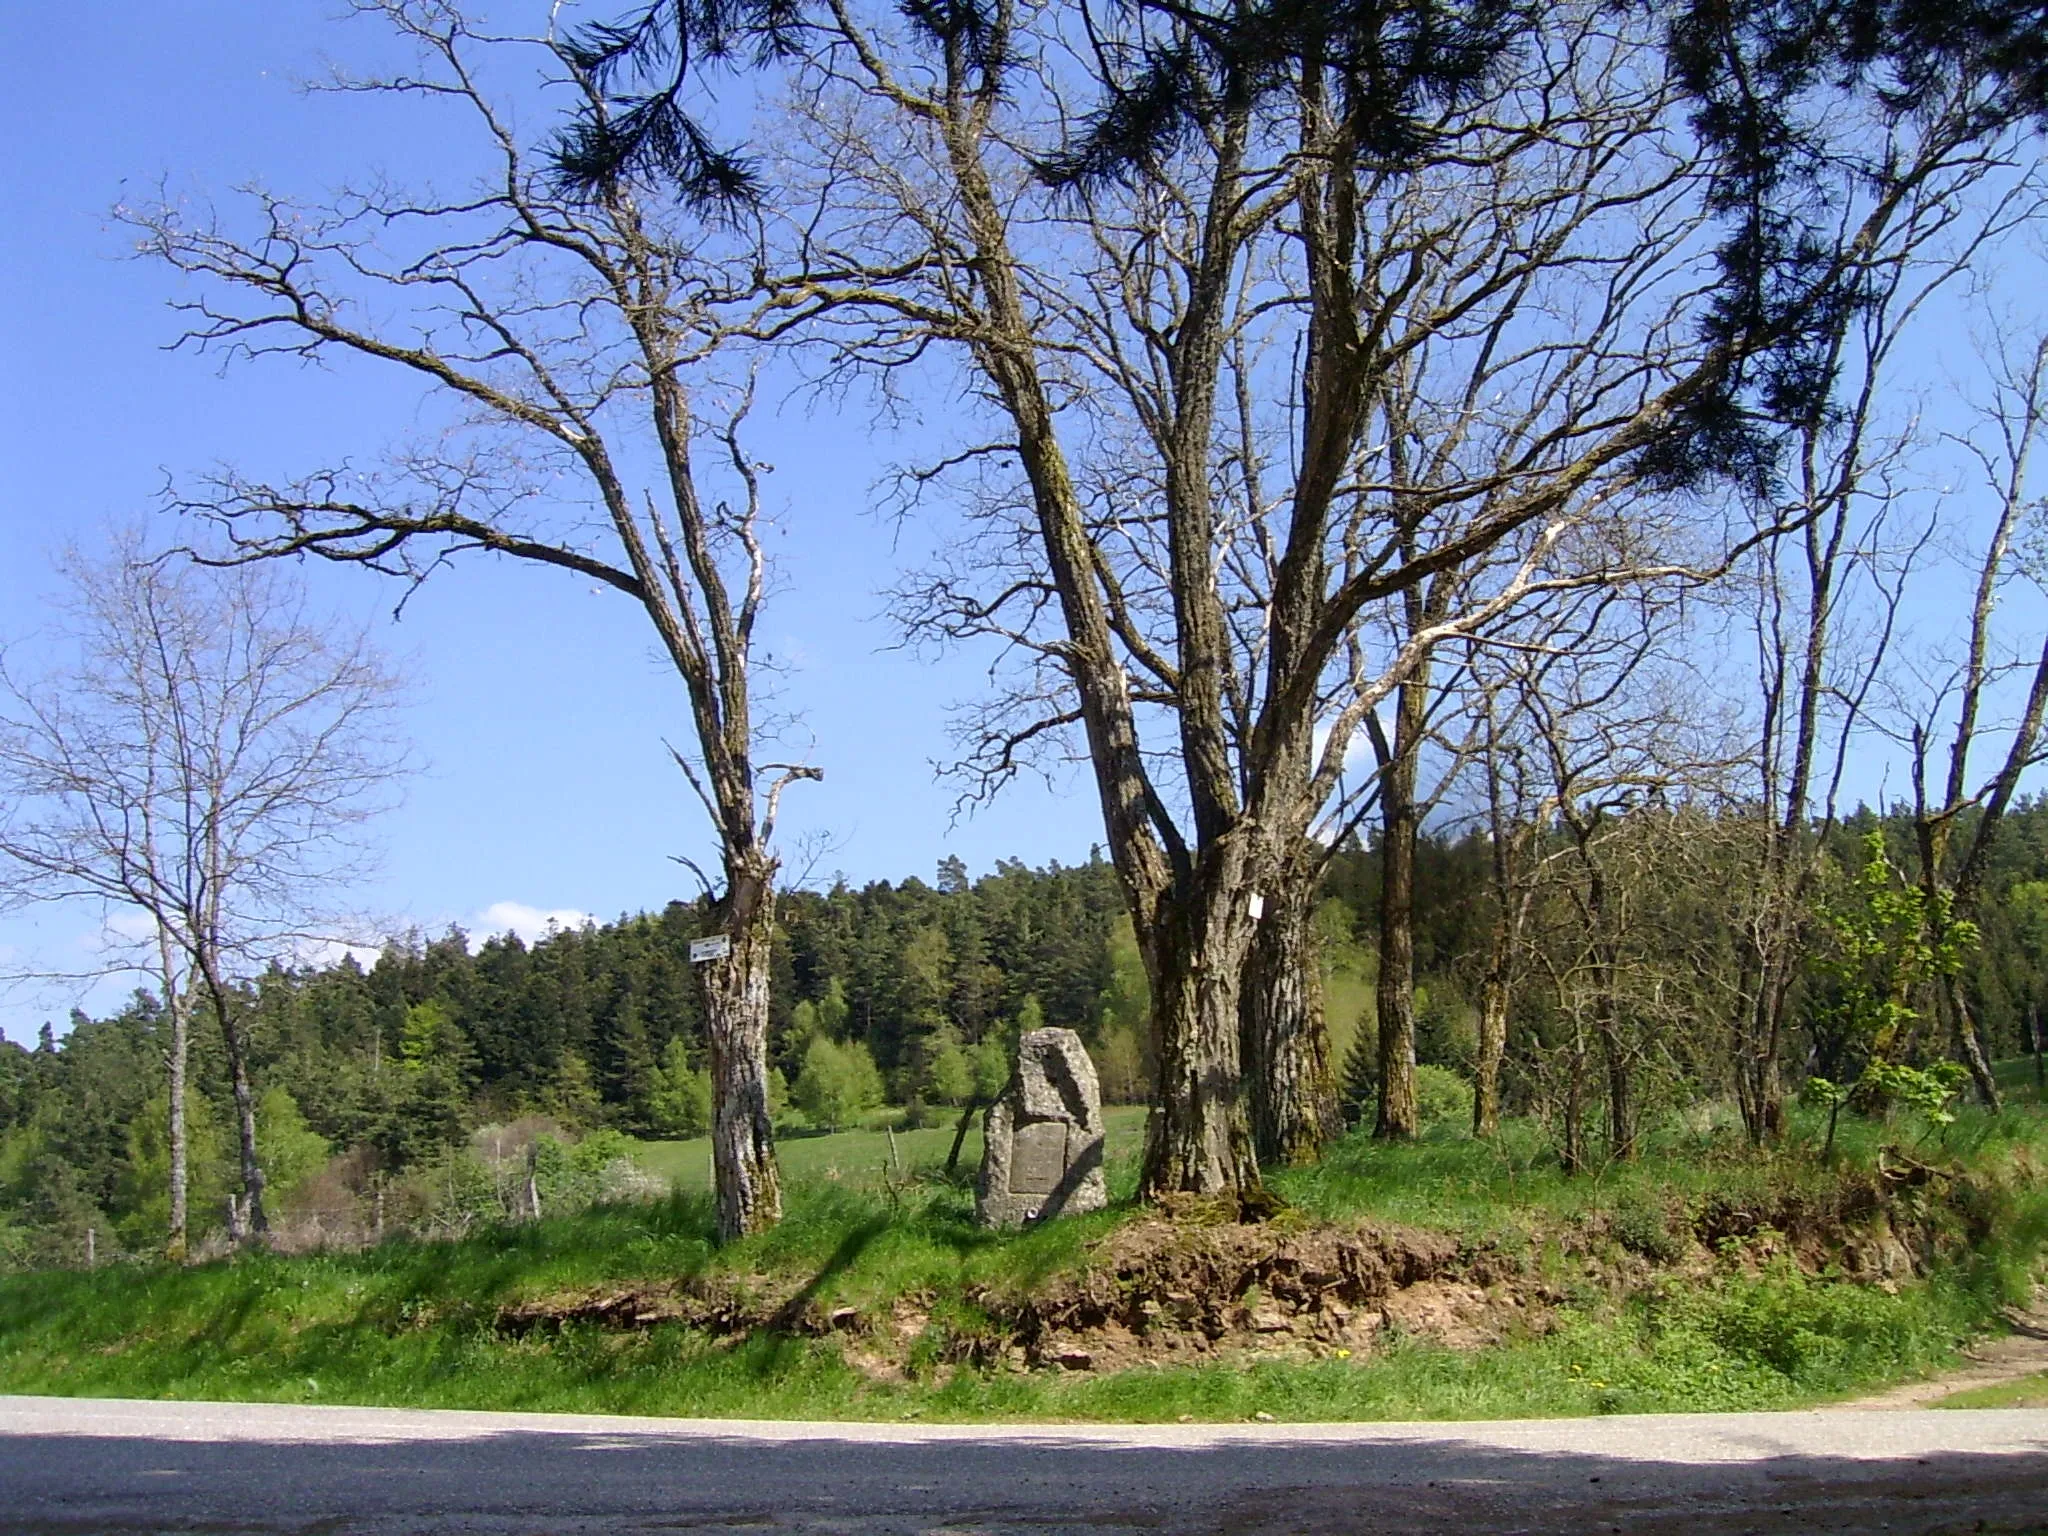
[977,1026,1107,1228]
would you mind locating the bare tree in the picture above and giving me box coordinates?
[1444,581,1742,1163]
[1720,144,2043,1142]
[132,1,820,1241]
[1455,644,1571,1138]
[767,1,1807,1194]
[1898,330,2048,1106]
[504,0,2023,1195]
[1361,612,1449,1142]
[1534,642,1738,1161]
[1239,833,1340,1165]
[0,536,404,1252]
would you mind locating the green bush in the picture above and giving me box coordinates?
[256,1087,332,1205]
[396,1146,500,1233]
[1673,1260,1946,1390]
[973,1037,1012,1101]
[919,1027,975,1107]
[1414,1065,1474,1130]
[793,1038,886,1130]
[1337,1030,1377,1128]
[646,1039,713,1137]
[1609,1192,1683,1264]
[525,1129,665,1215]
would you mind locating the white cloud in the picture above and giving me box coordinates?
[290,936,386,970]
[85,913,383,972]
[471,901,596,946]
[99,911,159,945]
[1307,708,1389,845]
[1311,711,1378,777]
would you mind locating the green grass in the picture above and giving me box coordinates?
[632,1105,1149,1194]
[2,1088,2044,1424]
[1993,1053,2048,1108]
[1938,1370,2048,1409]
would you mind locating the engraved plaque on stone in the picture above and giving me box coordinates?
[1009,1120,1068,1195]
[976,1026,1108,1228]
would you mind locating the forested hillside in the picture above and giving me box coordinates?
[8,800,2046,1267]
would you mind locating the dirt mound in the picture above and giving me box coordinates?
[962,1217,1540,1370]
[491,1216,1542,1375]
[492,1151,2006,1381]
[1684,1152,2000,1284]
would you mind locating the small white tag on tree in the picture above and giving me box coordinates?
[688,934,732,963]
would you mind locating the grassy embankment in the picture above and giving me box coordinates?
[0,1074,2043,1424]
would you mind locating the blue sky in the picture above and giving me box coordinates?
[2,4,2039,1044]
[0,0,1105,1040]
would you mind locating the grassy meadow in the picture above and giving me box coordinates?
[631,1105,1150,1194]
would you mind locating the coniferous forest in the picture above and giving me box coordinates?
[9,800,2047,1267]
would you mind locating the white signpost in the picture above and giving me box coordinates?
[688,934,732,964]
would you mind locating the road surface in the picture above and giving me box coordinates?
[2,1394,2044,1534]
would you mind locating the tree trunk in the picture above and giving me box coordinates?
[198,960,268,1242]
[166,993,189,1261]
[1374,785,1421,1141]
[1372,664,1429,1141]
[1943,975,2001,1111]
[1139,845,1260,1198]
[1243,866,1334,1166]
[156,928,191,1261]
[1592,930,1636,1160]
[221,1017,268,1241]
[700,858,783,1243]
[1473,972,1508,1137]
[1560,1022,1586,1176]
[945,1095,988,1176]
[1598,1002,1635,1161]
[1473,772,1523,1141]
[1734,946,1790,1145]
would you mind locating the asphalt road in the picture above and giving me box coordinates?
[2,1395,2045,1535]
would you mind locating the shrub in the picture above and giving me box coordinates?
[973,1037,1012,1101]
[793,1037,886,1129]
[1337,1029,1377,1128]
[646,1039,713,1137]
[1415,1064,1474,1130]
[256,1088,330,1206]
[393,1147,499,1236]
[1610,1192,1683,1264]
[920,1027,975,1107]
[1678,1260,1930,1389]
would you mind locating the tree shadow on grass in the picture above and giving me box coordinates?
[769,1216,891,1331]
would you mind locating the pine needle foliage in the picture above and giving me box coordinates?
[550,0,806,208]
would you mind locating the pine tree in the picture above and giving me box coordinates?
[1338,1028,1379,1132]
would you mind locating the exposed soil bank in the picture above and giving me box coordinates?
[495,1155,2010,1383]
